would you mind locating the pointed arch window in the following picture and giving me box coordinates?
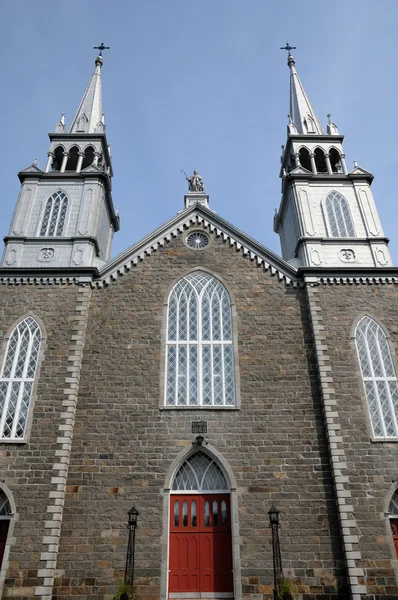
[325,191,355,237]
[355,316,398,438]
[172,451,228,491]
[389,491,398,558]
[40,190,68,237]
[0,317,42,440]
[165,271,235,407]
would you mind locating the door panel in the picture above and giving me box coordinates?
[169,494,233,595]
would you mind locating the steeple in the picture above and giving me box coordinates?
[1,46,119,271]
[69,54,104,134]
[274,48,392,270]
[287,51,323,135]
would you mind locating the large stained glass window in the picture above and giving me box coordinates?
[165,271,235,407]
[0,317,42,439]
[356,315,398,438]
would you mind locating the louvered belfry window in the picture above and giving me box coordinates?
[356,315,398,438]
[325,191,355,237]
[0,317,42,439]
[40,190,68,237]
[165,271,235,406]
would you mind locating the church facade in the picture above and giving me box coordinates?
[0,48,398,600]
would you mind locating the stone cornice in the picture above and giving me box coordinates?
[0,207,397,287]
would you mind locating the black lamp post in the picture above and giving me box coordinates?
[125,505,139,591]
[268,505,283,600]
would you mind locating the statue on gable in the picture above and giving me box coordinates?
[182,169,205,192]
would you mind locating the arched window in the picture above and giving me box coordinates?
[172,452,228,491]
[165,271,235,406]
[298,147,312,172]
[355,316,398,438]
[389,491,398,558]
[325,191,355,237]
[0,489,12,570]
[314,148,328,173]
[0,317,42,439]
[40,190,68,237]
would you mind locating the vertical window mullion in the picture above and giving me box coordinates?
[186,292,190,405]
[209,291,214,406]
[195,289,203,406]
[174,296,180,406]
[219,291,226,406]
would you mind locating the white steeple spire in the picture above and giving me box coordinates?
[69,54,104,133]
[287,52,323,135]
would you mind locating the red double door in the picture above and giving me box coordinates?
[169,494,233,596]
[391,519,398,558]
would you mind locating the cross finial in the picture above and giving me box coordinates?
[280,42,296,55]
[94,42,110,56]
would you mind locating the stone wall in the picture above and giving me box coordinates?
[314,281,398,597]
[53,231,346,600]
[0,283,81,598]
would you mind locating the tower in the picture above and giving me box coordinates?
[274,50,392,269]
[1,51,119,270]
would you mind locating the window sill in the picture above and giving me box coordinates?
[160,406,240,411]
[370,437,398,443]
[0,439,27,444]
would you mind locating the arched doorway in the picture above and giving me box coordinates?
[169,451,233,598]
[389,491,398,557]
[0,490,12,570]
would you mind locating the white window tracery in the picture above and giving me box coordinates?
[325,191,355,237]
[172,452,228,491]
[356,315,398,438]
[0,317,41,440]
[165,271,235,407]
[40,190,68,237]
[0,490,11,515]
[390,491,398,515]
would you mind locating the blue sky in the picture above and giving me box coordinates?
[1,0,397,264]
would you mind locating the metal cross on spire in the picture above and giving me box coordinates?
[280,42,296,56]
[94,42,110,56]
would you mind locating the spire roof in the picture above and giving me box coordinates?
[69,54,104,134]
[287,53,323,135]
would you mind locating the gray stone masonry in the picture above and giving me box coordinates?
[53,232,345,600]
[312,281,398,598]
[0,283,81,598]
